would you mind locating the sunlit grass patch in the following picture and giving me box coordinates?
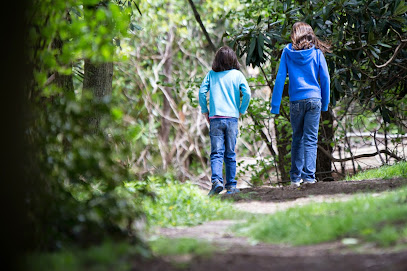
[143,181,245,228]
[234,186,407,247]
[149,237,216,257]
[346,161,407,181]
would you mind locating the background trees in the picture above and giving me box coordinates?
[226,0,407,182]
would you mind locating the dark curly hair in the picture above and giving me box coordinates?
[291,22,331,54]
[212,46,240,72]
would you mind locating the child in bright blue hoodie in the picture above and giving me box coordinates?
[271,22,331,186]
[199,46,251,196]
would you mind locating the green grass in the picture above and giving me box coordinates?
[234,186,407,247]
[143,181,245,228]
[346,161,407,181]
[25,240,146,271]
[149,237,216,257]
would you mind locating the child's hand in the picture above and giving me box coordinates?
[203,113,209,123]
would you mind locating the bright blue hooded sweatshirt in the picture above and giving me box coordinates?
[199,69,251,118]
[271,43,330,114]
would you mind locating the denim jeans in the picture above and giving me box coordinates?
[210,118,238,188]
[290,98,321,182]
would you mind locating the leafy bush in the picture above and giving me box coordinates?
[25,93,148,250]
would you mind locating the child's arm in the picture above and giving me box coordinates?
[270,50,287,114]
[239,75,251,115]
[319,51,330,112]
[198,72,210,115]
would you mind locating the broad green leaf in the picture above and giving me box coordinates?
[394,0,407,15]
[377,42,392,48]
[257,15,262,25]
[370,48,379,59]
[248,36,257,60]
[257,34,264,59]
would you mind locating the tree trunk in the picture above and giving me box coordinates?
[316,110,334,181]
[83,60,113,128]
[83,60,113,98]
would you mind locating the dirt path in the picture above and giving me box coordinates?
[134,178,407,271]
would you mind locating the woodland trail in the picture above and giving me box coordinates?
[135,178,407,271]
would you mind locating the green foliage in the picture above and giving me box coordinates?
[143,180,237,228]
[25,240,146,271]
[149,237,216,257]
[234,186,407,247]
[27,92,148,249]
[227,0,407,124]
[346,161,407,181]
[226,0,407,183]
[26,0,145,250]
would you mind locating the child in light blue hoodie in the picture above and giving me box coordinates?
[199,46,251,195]
[271,22,331,186]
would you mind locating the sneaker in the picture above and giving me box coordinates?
[208,180,223,196]
[303,179,317,184]
[291,179,303,187]
[226,187,240,194]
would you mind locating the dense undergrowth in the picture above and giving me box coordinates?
[142,180,240,228]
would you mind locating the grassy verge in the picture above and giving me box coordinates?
[346,161,407,181]
[142,181,246,228]
[24,241,147,271]
[234,186,407,247]
[149,237,216,257]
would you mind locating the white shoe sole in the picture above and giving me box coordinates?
[291,180,303,187]
[303,180,317,184]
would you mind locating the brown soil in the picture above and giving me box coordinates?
[224,177,407,202]
[132,178,407,271]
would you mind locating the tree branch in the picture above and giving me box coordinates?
[187,0,217,53]
[317,145,403,162]
[373,41,406,69]
[249,113,278,157]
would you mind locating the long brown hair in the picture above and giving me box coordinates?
[291,22,331,54]
[212,46,240,72]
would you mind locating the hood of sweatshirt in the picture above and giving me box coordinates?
[284,43,316,65]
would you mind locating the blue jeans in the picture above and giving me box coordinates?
[210,118,238,188]
[290,98,321,182]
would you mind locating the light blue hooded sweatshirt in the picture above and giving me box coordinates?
[271,43,330,114]
[199,69,251,118]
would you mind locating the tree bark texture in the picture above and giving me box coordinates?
[316,110,334,181]
[83,60,113,129]
[83,60,113,98]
